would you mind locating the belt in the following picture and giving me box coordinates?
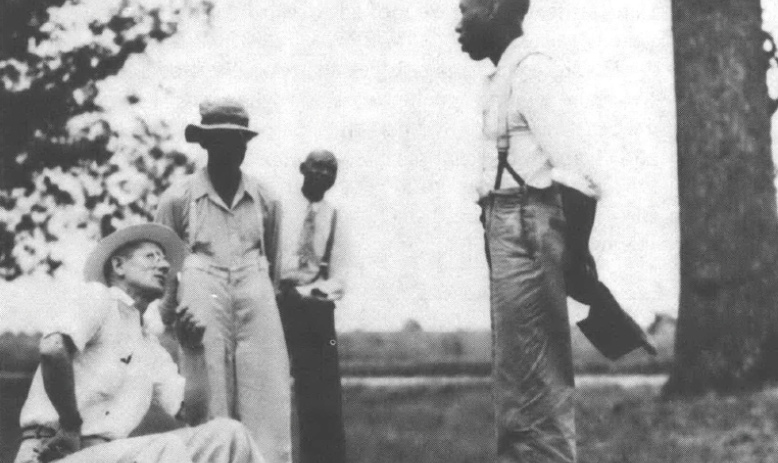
[21,425,110,448]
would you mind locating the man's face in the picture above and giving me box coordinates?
[114,242,170,298]
[301,160,337,194]
[456,0,495,61]
[201,130,248,169]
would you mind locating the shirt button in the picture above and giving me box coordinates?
[329,339,337,346]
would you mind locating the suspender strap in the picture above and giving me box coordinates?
[494,148,526,190]
[187,182,265,256]
[188,191,198,249]
[252,192,266,256]
[319,209,337,281]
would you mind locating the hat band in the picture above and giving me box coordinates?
[200,114,249,127]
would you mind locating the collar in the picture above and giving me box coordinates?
[496,36,536,70]
[489,36,544,82]
[307,199,325,213]
[191,168,256,204]
[108,286,136,309]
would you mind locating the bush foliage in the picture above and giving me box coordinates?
[0,0,211,279]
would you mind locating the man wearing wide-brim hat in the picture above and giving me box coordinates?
[155,98,291,463]
[14,223,266,463]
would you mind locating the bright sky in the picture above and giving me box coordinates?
[10,0,778,333]
[1,0,682,333]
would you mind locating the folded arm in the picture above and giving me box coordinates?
[38,333,82,461]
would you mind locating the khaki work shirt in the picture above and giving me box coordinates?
[155,168,283,286]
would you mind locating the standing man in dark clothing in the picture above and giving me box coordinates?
[456,0,601,461]
[278,150,348,463]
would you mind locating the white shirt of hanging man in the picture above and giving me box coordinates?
[480,36,602,199]
[280,191,348,302]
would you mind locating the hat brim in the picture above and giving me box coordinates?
[84,224,188,285]
[185,124,259,143]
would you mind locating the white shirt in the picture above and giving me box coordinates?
[19,284,185,440]
[279,192,347,301]
[481,37,600,198]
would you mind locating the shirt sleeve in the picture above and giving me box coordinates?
[149,340,186,417]
[154,188,184,239]
[46,282,111,352]
[513,55,601,197]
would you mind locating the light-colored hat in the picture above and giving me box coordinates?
[84,224,187,285]
[185,98,259,143]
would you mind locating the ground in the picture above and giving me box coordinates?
[7,377,778,462]
[343,381,778,463]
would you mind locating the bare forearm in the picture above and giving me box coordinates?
[40,334,81,431]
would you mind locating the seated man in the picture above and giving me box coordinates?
[14,223,265,463]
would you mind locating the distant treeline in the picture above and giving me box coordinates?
[339,315,675,376]
[0,315,675,377]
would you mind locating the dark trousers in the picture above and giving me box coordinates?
[279,294,346,463]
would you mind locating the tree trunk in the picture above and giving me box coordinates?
[664,0,778,396]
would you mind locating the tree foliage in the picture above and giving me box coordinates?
[0,0,210,279]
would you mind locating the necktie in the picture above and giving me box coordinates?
[297,205,319,282]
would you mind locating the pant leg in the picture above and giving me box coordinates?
[233,267,292,463]
[54,420,262,463]
[283,298,346,463]
[171,418,266,463]
[178,261,234,420]
[56,434,192,463]
[485,189,576,463]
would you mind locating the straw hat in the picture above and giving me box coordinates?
[185,97,259,143]
[84,224,187,285]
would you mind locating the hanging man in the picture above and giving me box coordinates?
[278,150,348,463]
[455,0,602,461]
[155,98,291,463]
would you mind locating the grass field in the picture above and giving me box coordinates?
[5,376,778,462]
[343,382,778,463]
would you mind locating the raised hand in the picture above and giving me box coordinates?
[38,428,81,462]
[159,272,180,326]
[175,305,206,349]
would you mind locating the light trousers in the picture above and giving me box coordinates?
[179,254,292,463]
[15,418,264,463]
[484,186,576,463]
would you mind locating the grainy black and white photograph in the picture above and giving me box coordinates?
[1,0,777,461]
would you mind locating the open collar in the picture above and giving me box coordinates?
[191,168,255,209]
[109,286,136,310]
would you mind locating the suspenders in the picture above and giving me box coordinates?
[186,182,266,257]
[494,147,526,191]
[492,50,556,191]
[318,209,337,281]
[187,193,198,249]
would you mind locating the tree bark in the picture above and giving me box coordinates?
[664,0,778,396]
